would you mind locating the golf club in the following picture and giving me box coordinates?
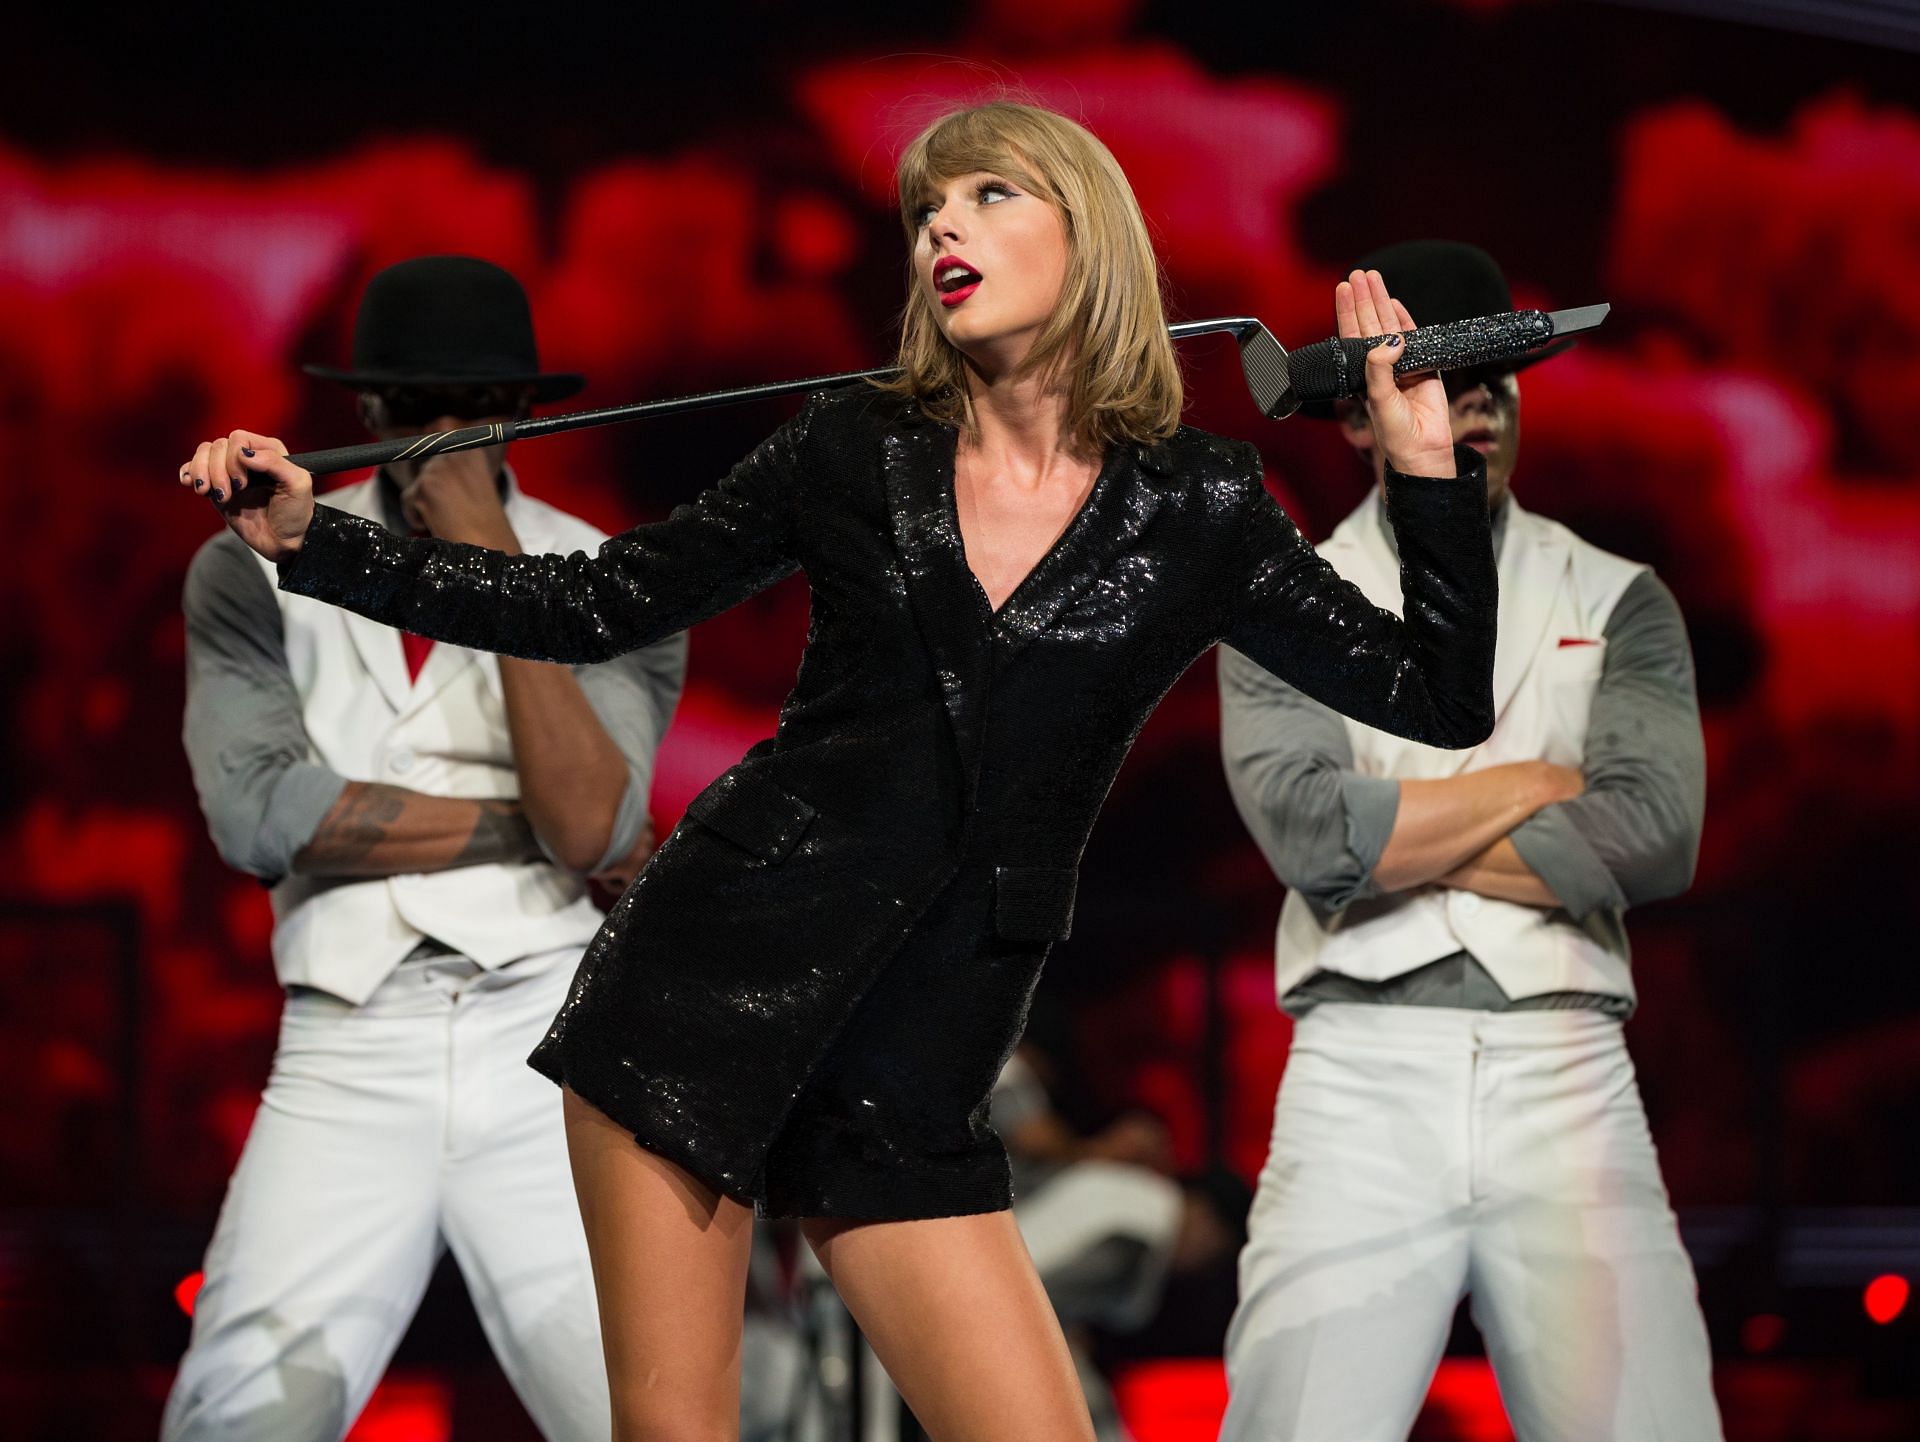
[254,307,1607,483]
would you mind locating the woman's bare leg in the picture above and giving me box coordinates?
[801,1210,1096,1442]
[563,1088,755,1442]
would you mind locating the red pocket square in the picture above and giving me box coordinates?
[1557,637,1601,648]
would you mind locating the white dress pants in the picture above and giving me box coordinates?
[162,949,609,1442]
[1221,1004,1722,1442]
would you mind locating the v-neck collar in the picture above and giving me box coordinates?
[987,433,1177,651]
[880,402,1176,790]
[944,441,1120,625]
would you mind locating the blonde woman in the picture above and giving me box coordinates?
[179,101,1497,1441]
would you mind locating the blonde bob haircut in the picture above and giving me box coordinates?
[880,100,1182,452]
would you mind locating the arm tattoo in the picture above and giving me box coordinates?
[456,798,541,868]
[303,783,409,870]
[295,783,538,876]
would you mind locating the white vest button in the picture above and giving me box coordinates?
[390,748,416,774]
[1455,893,1481,916]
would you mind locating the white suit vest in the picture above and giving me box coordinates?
[257,474,614,1003]
[1274,488,1646,1005]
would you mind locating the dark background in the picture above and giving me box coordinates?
[4,1,1918,1437]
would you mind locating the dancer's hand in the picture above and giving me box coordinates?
[179,430,314,563]
[589,818,658,896]
[1336,269,1455,478]
[399,424,520,551]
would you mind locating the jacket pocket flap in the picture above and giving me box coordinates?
[685,772,818,864]
[993,866,1078,942]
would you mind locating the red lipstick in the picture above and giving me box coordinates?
[933,255,983,308]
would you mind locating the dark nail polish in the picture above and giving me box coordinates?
[242,446,256,457]
[211,489,225,502]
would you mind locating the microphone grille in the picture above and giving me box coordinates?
[1283,339,1355,407]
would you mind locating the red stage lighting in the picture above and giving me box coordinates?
[173,1270,204,1317]
[1864,1274,1910,1325]
[1741,1312,1787,1353]
[343,1377,452,1442]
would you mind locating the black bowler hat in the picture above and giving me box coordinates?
[304,255,585,402]
[1301,239,1575,418]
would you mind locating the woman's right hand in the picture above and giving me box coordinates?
[179,429,315,563]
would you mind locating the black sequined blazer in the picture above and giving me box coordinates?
[277,386,1497,1220]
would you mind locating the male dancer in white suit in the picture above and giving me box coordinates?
[165,256,687,1442]
[1217,242,1723,1441]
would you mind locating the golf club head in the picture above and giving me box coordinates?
[1238,322,1296,420]
[1164,316,1296,421]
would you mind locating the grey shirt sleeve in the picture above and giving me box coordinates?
[567,630,688,873]
[1508,571,1706,921]
[181,531,348,884]
[1218,642,1402,916]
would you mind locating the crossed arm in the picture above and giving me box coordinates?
[1219,570,1705,921]
[1372,765,1581,906]
[296,784,542,877]
[182,529,684,886]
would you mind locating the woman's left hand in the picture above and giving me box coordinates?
[1336,268,1455,478]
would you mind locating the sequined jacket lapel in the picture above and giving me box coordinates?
[989,436,1181,656]
[881,406,1184,795]
[881,404,991,800]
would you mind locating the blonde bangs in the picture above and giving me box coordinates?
[880,101,1182,453]
[895,110,1054,219]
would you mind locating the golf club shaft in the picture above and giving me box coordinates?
[274,308,1600,477]
[278,321,1264,478]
